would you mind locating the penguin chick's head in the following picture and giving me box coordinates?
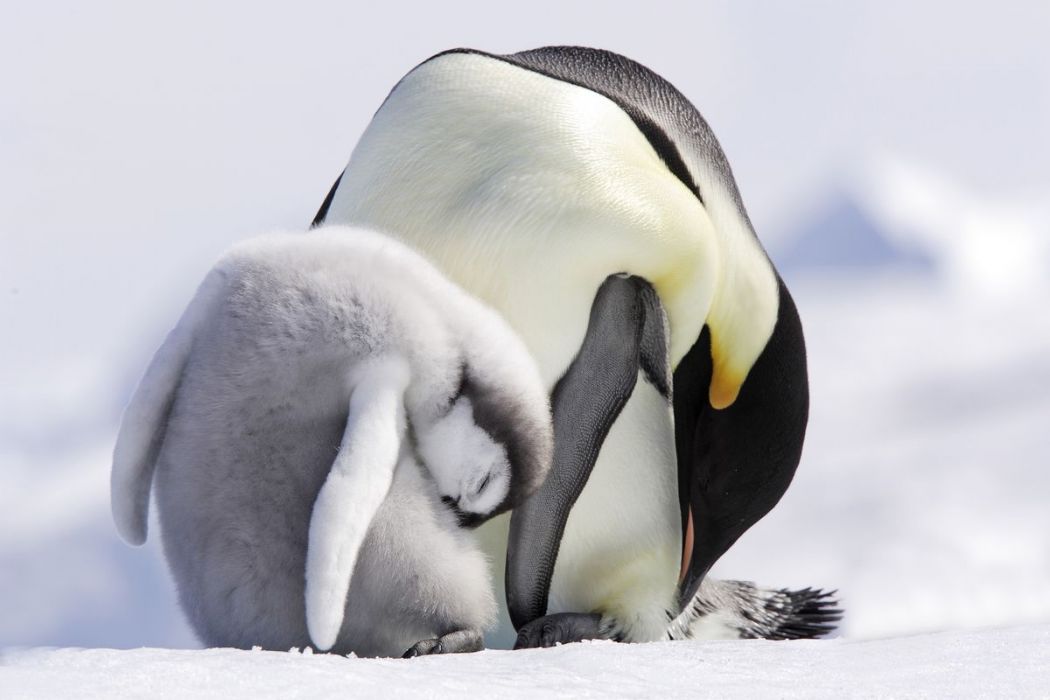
[418,396,512,527]
[413,278,554,527]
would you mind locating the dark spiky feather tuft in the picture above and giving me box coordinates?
[739,587,843,640]
[668,579,843,641]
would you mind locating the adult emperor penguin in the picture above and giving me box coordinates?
[313,47,837,646]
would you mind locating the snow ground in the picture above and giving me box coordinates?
[3,625,1048,699]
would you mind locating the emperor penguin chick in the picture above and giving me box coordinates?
[110,226,553,658]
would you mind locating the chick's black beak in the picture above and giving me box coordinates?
[441,496,485,529]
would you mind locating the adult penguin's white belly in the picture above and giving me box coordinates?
[319,51,779,644]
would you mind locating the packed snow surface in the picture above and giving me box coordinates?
[3,625,1047,699]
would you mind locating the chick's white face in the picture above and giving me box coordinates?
[416,396,511,526]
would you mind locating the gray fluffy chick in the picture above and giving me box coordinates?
[111,226,553,657]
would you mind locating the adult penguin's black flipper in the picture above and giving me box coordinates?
[674,276,809,607]
[506,274,670,633]
[312,172,342,227]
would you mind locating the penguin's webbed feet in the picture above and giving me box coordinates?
[513,612,606,649]
[402,628,484,658]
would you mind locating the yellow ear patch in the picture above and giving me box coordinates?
[701,228,781,412]
[708,342,746,410]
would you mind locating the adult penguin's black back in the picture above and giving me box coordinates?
[315,46,828,645]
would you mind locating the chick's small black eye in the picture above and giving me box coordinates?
[474,473,491,495]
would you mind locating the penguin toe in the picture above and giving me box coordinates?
[402,638,442,658]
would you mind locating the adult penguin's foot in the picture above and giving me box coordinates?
[513,612,608,649]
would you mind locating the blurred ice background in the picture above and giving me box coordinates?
[1,1,1047,649]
